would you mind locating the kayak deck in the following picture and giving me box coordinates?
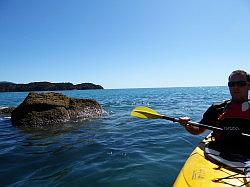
[173,134,249,187]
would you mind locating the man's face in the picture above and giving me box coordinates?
[228,73,248,101]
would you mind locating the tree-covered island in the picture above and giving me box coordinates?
[0,82,103,92]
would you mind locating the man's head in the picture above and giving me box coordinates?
[228,70,249,102]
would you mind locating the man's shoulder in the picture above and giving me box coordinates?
[206,100,230,113]
[211,100,230,108]
[200,100,229,124]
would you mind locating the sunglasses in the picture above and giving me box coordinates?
[228,81,247,87]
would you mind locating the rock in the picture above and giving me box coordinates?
[0,107,15,115]
[11,92,104,126]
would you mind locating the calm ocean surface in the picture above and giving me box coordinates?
[0,87,229,187]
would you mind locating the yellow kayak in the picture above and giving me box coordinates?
[173,133,250,187]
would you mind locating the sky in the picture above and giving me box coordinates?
[0,0,250,89]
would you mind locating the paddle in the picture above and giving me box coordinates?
[131,106,250,137]
[130,106,223,132]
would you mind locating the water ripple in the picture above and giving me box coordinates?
[0,87,229,186]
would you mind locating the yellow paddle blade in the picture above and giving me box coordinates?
[130,106,163,119]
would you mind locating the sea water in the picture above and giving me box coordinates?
[0,87,229,187]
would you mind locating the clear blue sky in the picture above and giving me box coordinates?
[0,0,250,89]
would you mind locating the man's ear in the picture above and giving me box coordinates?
[247,73,250,90]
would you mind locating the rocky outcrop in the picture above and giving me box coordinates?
[11,92,104,127]
[0,107,15,115]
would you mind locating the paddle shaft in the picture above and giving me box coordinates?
[162,115,250,137]
[161,116,223,131]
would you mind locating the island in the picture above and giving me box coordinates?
[0,81,103,92]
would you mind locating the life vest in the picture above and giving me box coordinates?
[215,101,250,147]
[218,101,250,121]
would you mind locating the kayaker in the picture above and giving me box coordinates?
[179,70,250,149]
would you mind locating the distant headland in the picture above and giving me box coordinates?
[0,81,103,92]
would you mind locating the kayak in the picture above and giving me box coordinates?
[173,133,250,187]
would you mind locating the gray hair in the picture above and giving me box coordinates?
[229,70,249,80]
